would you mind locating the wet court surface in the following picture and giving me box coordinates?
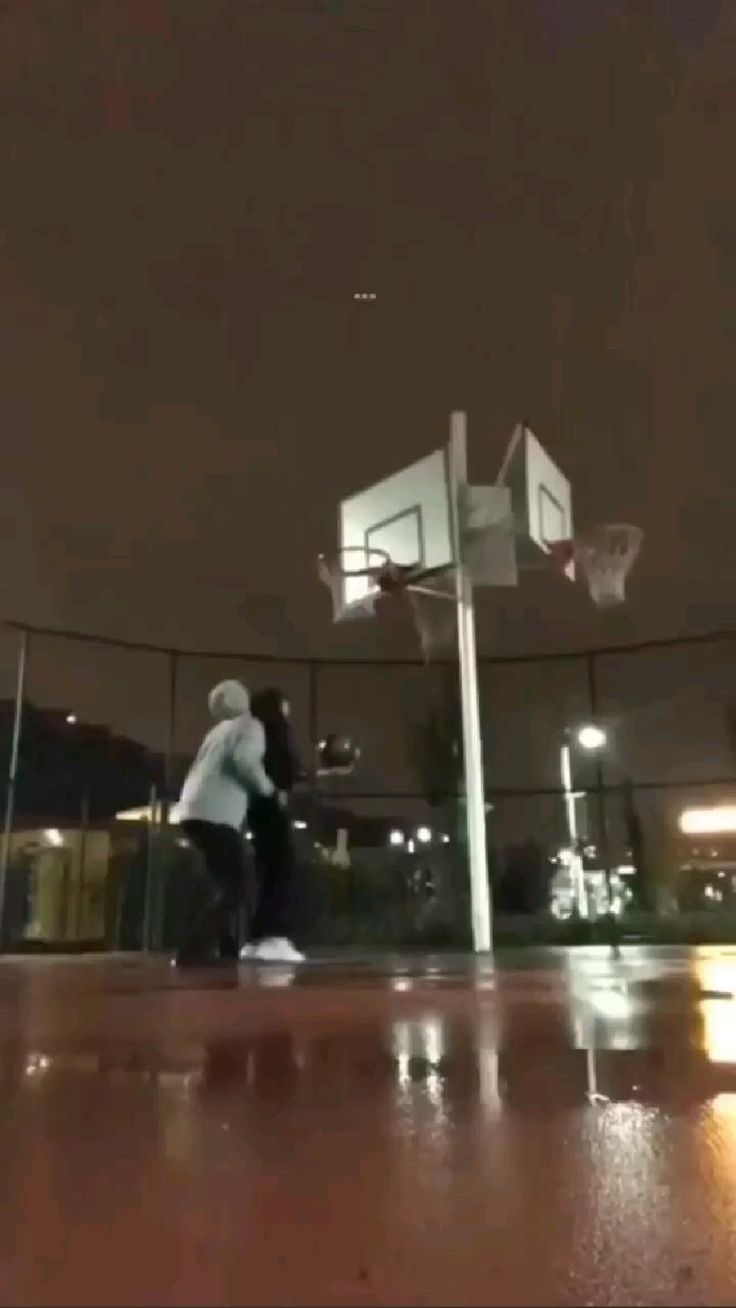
[2,947,736,1306]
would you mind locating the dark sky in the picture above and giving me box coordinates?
[0,0,734,793]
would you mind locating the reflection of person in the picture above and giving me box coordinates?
[240,688,306,964]
[175,680,275,967]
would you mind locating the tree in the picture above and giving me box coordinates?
[496,839,551,914]
[622,778,680,916]
[403,664,470,942]
[404,664,462,810]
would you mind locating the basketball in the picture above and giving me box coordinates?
[316,733,360,774]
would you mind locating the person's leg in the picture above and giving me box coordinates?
[246,809,304,961]
[206,824,255,959]
[176,820,225,964]
[244,797,271,944]
[254,827,297,939]
[177,821,252,964]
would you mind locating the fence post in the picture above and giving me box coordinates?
[586,651,612,908]
[141,784,158,951]
[306,659,321,842]
[163,650,179,820]
[74,786,90,942]
[308,660,318,760]
[0,629,29,949]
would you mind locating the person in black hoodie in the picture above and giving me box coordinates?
[239,687,306,963]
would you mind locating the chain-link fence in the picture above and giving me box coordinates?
[0,621,734,952]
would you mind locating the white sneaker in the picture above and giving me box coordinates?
[238,943,257,961]
[253,937,306,964]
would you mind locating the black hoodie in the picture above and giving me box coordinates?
[249,688,302,794]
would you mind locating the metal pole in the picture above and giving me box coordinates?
[162,651,179,824]
[586,653,612,907]
[306,659,321,841]
[448,411,492,954]
[308,660,318,762]
[0,630,28,947]
[560,737,587,918]
[560,741,577,846]
[141,784,157,952]
[74,786,90,942]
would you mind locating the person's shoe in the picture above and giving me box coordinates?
[238,942,257,961]
[252,937,306,964]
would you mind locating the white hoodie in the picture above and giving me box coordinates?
[178,681,275,830]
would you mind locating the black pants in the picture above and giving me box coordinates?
[180,820,254,960]
[248,797,298,942]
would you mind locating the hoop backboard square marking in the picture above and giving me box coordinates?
[366,504,425,573]
[504,425,575,580]
[339,448,453,607]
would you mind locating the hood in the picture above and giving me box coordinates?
[208,680,251,721]
[250,687,286,726]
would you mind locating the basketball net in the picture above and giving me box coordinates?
[547,524,643,607]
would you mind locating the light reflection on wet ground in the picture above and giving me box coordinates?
[2,946,736,1305]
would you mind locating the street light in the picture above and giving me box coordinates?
[576,724,607,752]
[560,725,610,918]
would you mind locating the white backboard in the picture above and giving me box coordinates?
[503,425,574,578]
[339,449,454,607]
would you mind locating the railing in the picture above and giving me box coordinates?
[0,619,734,951]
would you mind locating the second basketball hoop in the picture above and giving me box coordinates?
[498,423,644,608]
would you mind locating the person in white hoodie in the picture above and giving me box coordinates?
[175,680,276,967]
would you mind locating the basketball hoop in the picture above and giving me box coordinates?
[317,548,456,659]
[317,547,391,621]
[548,524,643,608]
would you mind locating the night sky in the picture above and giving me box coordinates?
[0,1,734,780]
